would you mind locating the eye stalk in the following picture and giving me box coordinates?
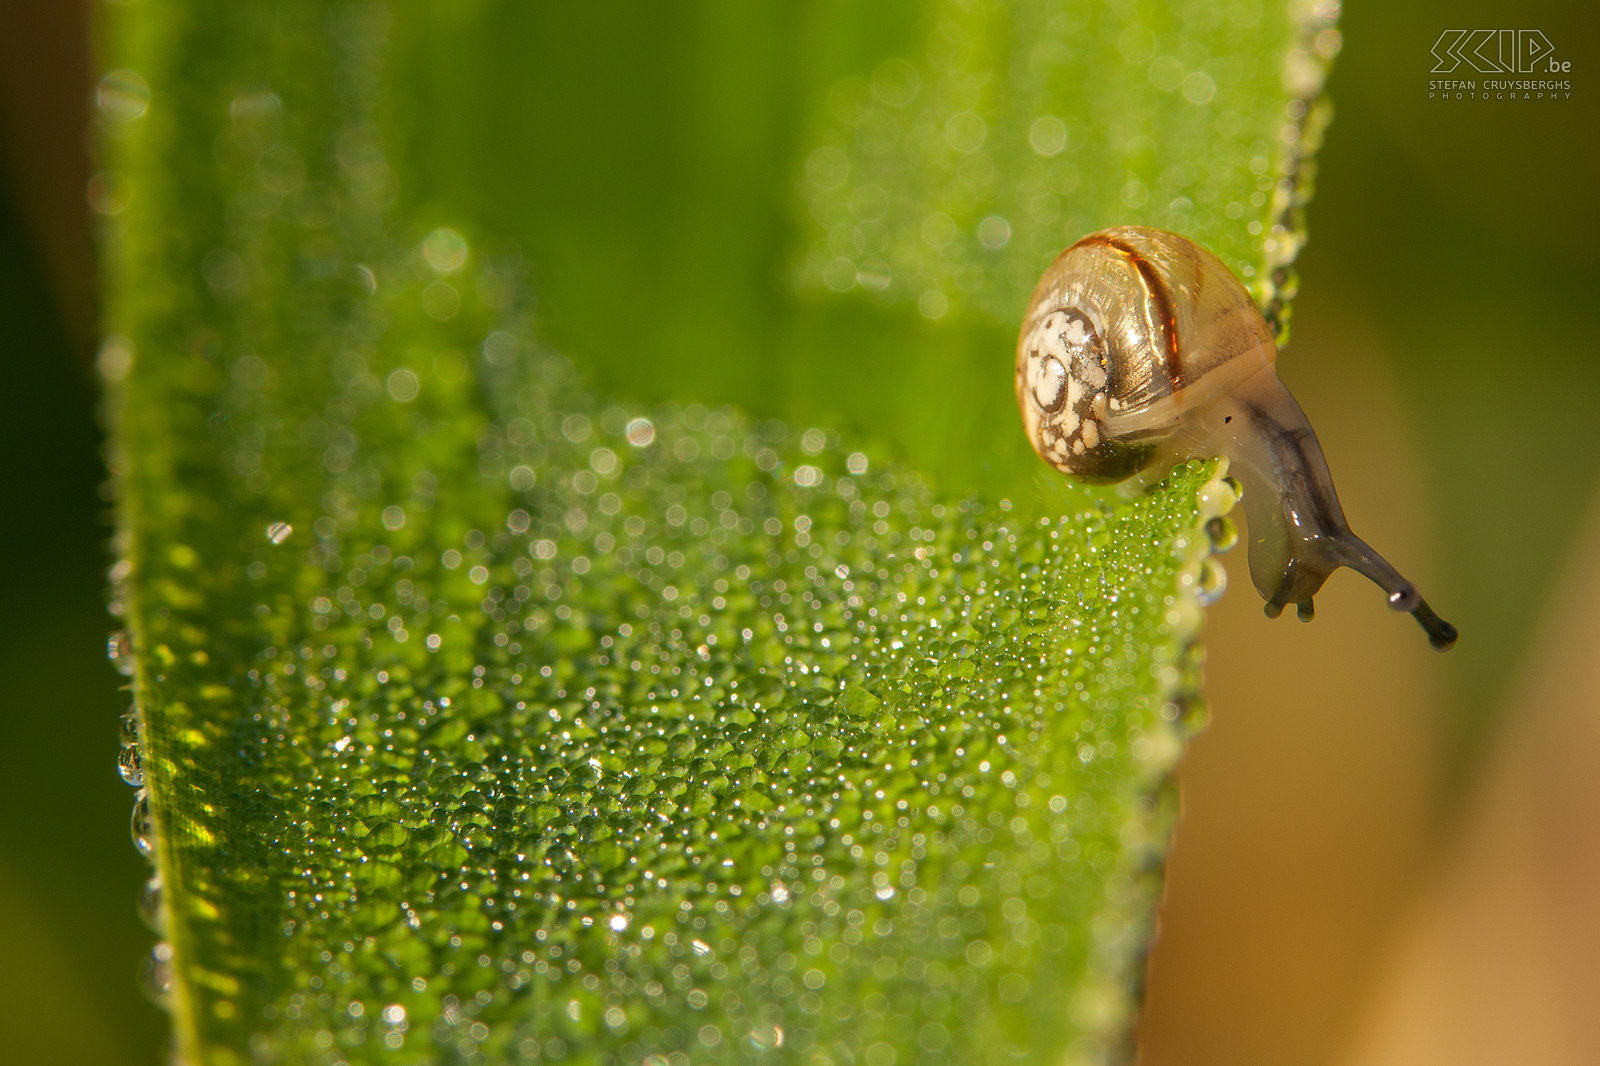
[1016,226,1457,650]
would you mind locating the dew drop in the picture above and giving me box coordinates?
[977,214,1012,249]
[140,941,174,1008]
[386,368,420,401]
[96,70,151,121]
[139,874,165,933]
[97,336,135,384]
[1204,515,1237,553]
[265,521,293,544]
[118,742,144,787]
[106,629,136,675]
[1195,557,1228,606]
[130,789,154,858]
[421,227,469,274]
[625,418,655,447]
[1029,114,1067,156]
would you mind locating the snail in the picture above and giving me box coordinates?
[1016,226,1457,650]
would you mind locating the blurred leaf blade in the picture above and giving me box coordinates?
[797,0,1335,329]
[101,1,1321,1063]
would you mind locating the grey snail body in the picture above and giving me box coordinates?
[1017,226,1456,650]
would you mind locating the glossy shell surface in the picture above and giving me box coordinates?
[1015,226,1277,482]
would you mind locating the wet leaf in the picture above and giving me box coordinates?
[101,1,1325,1063]
[796,0,1338,337]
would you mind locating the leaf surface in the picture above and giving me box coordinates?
[101,2,1324,1062]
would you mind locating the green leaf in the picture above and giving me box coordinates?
[794,0,1333,333]
[380,1,1335,506]
[101,2,1322,1063]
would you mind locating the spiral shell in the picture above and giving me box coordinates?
[1015,226,1275,482]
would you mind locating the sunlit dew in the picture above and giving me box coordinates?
[625,417,656,447]
[107,628,135,675]
[139,873,165,933]
[795,2,1326,327]
[118,740,144,786]
[97,69,151,122]
[386,368,420,401]
[977,214,1011,249]
[107,6,1229,1063]
[133,251,1218,1055]
[129,788,153,857]
[421,227,470,274]
[141,941,175,1006]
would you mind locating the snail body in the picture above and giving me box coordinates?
[1017,226,1456,650]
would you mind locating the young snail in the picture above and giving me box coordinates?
[1016,226,1457,650]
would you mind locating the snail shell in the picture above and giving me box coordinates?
[1017,226,1456,650]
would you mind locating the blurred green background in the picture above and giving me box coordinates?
[2,1,1595,1064]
